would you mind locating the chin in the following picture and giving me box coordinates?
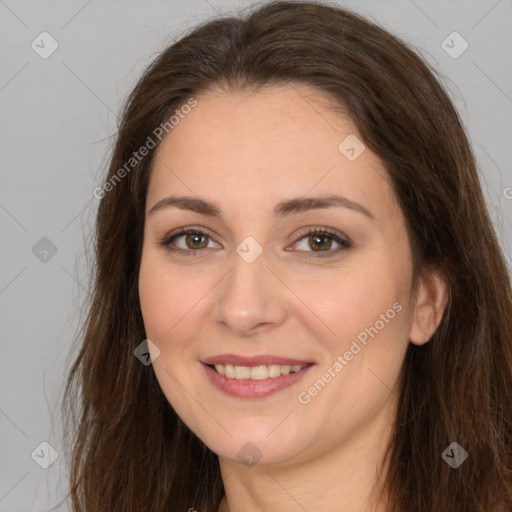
[215,438,300,467]
[196,417,308,467]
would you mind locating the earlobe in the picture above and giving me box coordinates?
[408,268,448,346]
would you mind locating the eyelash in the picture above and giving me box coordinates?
[158,226,352,258]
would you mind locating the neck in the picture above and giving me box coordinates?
[217,401,395,512]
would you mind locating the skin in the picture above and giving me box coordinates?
[138,84,447,512]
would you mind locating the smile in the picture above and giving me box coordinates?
[212,363,306,380]
[202,362,315,399]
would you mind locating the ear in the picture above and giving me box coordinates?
[408,267,448,346]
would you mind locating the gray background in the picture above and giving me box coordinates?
[1,0,511,510]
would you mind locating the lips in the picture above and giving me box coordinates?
[201,354,313,366]
[202,360,315,398]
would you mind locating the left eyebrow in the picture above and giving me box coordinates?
[147,194,374,221]
[273,195,374,220]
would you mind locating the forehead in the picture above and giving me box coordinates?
[148,84,397,220]
[154,84,358,167]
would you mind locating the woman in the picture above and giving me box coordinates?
[61,1,512,511]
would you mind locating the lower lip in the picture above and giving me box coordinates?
[202,363,315,399]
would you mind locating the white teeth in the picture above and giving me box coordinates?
[234,365,250,379]
[213,363,306,380]
[224,364,235,378]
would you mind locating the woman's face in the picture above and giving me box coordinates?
[138,84,424,466]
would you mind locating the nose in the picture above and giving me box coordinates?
[211,247,288,337]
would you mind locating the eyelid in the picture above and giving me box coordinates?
[292,225,351,245]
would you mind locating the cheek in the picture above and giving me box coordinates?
[293,263,405,347]
[292,264,411,411]
[138,255,206,426]
[293,267,408,427]
[138,252,206,342]
[138,260,174,339]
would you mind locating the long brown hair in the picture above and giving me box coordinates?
[60,1,512,510]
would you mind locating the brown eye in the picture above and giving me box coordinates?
[184,232,209,249]
[160,228,220,256]
[308,233,334,252]
[292,228,351,258]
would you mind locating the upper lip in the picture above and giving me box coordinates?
[201,354,313,367]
